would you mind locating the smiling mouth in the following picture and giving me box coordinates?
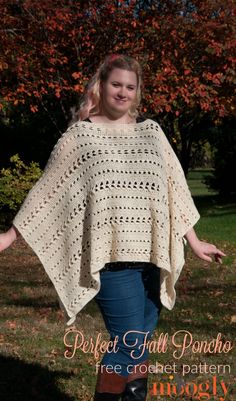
[114,98,126,103]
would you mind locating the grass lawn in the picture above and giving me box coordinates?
[0,169,235,401]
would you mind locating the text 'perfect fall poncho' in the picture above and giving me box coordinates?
[13,119,200,325]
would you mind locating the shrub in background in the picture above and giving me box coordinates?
[0,154,42,226]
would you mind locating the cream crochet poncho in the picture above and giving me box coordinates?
[13,119,200,325]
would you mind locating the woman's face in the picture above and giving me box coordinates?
[101,68,138,119]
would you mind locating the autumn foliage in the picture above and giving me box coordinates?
[0,0,235,116]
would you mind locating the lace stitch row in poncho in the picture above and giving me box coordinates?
[13,119,200,325]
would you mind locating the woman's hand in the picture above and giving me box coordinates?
[0,226,18,252]
[184,227,226,264]
[189,239,226,263]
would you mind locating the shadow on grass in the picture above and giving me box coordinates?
[0,355,75,401]
[4,298,59,309]
[193,194,236,216]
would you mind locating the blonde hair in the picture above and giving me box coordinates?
[77,54,143,121]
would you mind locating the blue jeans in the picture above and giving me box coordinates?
[95,262,162,377]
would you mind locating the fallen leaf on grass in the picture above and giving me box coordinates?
[230,315,236,323]
[5,320,17,329]
[214,290,224,297]
[206,313,213,320]
[50,348,59,356]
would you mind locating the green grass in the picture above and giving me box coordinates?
[188,169,236,244]
[0,169,235,400]
[187,168,217,197]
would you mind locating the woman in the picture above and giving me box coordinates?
[0,54,225,401]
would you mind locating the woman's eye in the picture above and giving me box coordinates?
[111,83,135,90]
